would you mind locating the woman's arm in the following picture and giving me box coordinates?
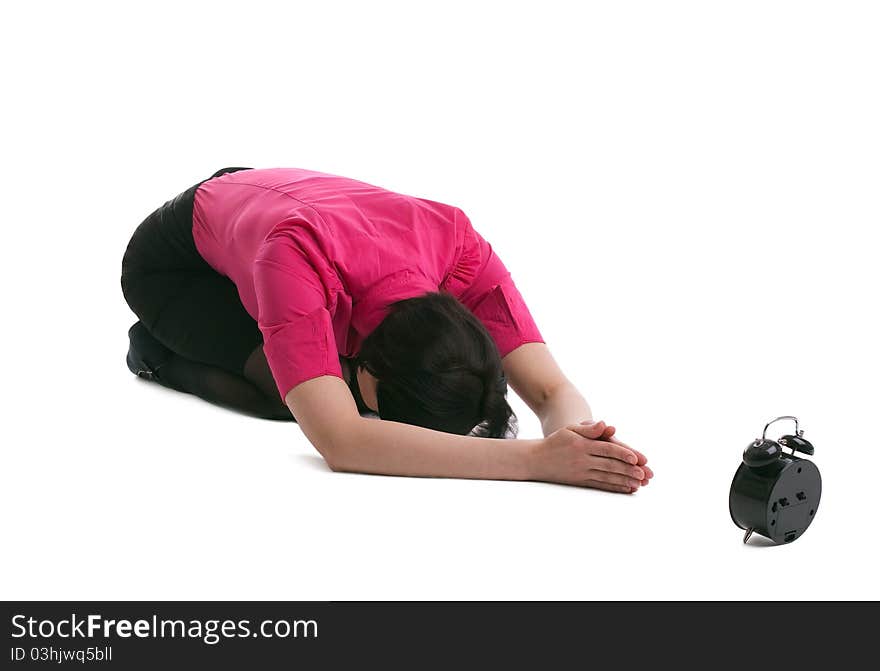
[284,375,646,490]
[287,374,533,478]
[502,342,654,483]
[501,342,592,436]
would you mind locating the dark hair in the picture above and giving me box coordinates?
[351,291,518,438]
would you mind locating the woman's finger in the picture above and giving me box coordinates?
[573,435,638,464]
[580,420,616,439]
[608,436,651,471]
[587,470,643,489]
[578,423,653,477]
[582,422,647,467]
[582,479,635,494]
[590,456,645,480]
[570,420,606,439]
[607,433,635,453]
[616,445,652,478]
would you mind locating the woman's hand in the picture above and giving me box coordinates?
[581,420,654,487]
[528,420,648,492]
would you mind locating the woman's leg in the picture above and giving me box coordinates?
[160,354,292,420]
[126,321,291,420]
[122,269,295,420]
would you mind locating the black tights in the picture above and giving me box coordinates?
[155,351,294,422]
[128,321,295,422]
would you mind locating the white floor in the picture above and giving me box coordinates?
[3,329,878,600]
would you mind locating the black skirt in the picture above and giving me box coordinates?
[120,167,262,376]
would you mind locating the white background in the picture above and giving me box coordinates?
[2,1,878,600]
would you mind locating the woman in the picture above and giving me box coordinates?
[120,166,653,492]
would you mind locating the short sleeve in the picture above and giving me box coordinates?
[444,208,545,358]
[253,229,343,400]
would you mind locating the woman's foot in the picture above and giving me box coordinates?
[125,320,172,380]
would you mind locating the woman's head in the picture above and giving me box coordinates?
[352,291,517,438]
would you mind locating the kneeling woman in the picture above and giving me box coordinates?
[120,166,652,492]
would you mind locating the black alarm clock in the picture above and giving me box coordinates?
[729,416,821,545]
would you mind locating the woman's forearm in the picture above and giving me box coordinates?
[328,416,540,480]
[537,382,593,437]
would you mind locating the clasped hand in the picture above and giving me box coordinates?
[532,420,653,493]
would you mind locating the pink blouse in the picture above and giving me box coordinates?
[192,167,545,400]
